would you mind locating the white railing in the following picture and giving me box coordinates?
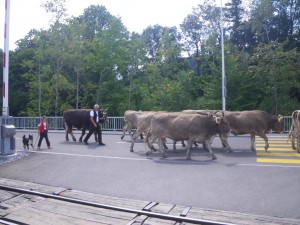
[3,116,293,133]
[12,117,125,131]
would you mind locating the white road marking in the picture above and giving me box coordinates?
[19,150,148,161]
[16,150,300,168]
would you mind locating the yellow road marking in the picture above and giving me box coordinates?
[257,152,300,157]
[256,158,300,164]
[256,143,291,148]
[255,136,300,164]
[256,147,295,151]
[256,137,289,140]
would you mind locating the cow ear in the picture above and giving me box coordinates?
[278,115,283,122]
[215,117,221,124]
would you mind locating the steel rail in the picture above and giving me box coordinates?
[0,184,234,225]
[0,219,20,225]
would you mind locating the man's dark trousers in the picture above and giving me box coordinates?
[84,123,102,144]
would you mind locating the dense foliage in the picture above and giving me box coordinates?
[1,0,300,116]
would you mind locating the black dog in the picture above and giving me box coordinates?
[22,135,34,150]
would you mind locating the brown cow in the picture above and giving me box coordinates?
[63,109,107,142]
[288,110,300,153]
[220,110,284,151]
[145,112,231,160]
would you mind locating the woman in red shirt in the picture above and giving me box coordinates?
[37,116,51,150]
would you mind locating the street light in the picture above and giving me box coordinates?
[220,0,226,111]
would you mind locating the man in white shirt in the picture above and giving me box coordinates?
[83,104,105,146]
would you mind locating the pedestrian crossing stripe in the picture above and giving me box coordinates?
[256,158,300,164]
[256,147,293,151]
[257,152,300,157]
[255,136,300,164]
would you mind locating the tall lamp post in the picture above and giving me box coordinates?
[220,0,226,111]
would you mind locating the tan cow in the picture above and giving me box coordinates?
[220,110,284,151]
[288,110,300,153]
[145,112,231,160]
[129,111,168,152]
[181,109,230,151]
[121,110,147,140]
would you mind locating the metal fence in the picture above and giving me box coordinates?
[10,116,293,133]
[13,117,125,131]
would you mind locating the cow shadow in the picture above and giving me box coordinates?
[60,140,100,149]
[131,144,256,165]
[61,140,84,146]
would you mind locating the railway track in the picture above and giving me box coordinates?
[1,178,299,225]
[0,182,232,225]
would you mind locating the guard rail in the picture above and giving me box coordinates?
[1,116,293,133]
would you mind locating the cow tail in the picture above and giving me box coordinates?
[62,117,68,132]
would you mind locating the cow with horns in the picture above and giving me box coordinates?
[145,112,231,160]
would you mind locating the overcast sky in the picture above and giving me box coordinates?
[1,0,205,50]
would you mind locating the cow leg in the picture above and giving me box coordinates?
[65,125,76,142]
[130,129,142,152]
[121,124,131,140]
[146,134,157,155]
[289,128,298,150]
[288,126,296,150]
[181,141,186,147]
[186,139,194,160]
[130,135,137,152]
[256,133,269,151]
[70,132,77,142]
[79,129,86,142]
[297,136,300,153]
[202,142,207,150]
[219,133,232,152]
[173,141,178,152]
[66,126,76,142]
[157,138,168,158]
[291,137,296,150]
[121,124,127,140]
[65,128,69,141]
[250,134,256,151]
[162,138,168,150]
[205,138,217,160]
[181,140,197,149]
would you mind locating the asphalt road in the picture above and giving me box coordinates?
[1,130,300,220]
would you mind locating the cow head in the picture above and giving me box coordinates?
[271,115,284,132]
[100,109,108,123]
[215,116,231,134]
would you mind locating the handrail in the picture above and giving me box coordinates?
[3,116,293,133]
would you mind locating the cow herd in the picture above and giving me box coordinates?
[62,108,300,160]
[121,109,285,160]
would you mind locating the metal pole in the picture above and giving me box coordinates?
[3,0,10,116]
[220,0,226,111]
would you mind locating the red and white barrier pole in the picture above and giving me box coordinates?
[3,0,10,116]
